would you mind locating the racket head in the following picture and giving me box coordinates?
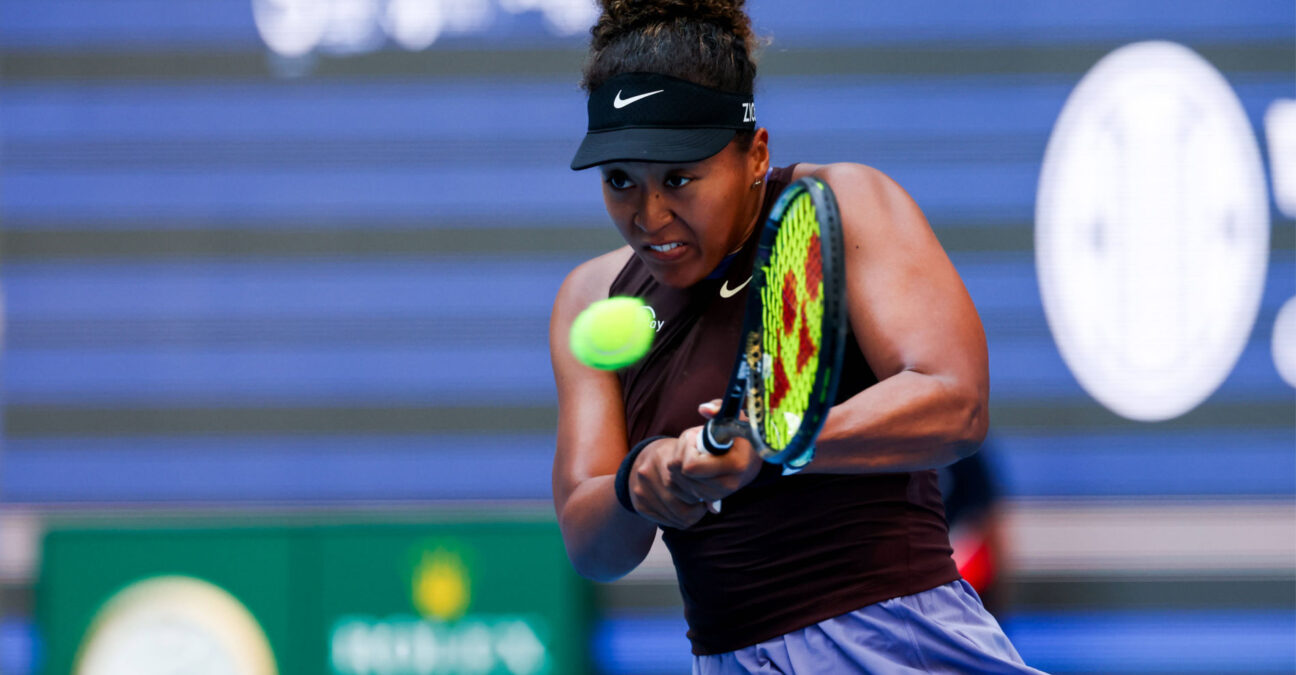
[743,177,848,464]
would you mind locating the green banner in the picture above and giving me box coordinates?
[38,517,592,675]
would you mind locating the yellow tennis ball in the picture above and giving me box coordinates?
[570,296,655,370]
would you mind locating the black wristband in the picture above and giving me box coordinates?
[615,435,672,514]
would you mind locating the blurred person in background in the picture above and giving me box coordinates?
[941,440,1010,618]
[548,1,1044,673]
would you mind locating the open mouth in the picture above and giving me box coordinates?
[648,242,684,253]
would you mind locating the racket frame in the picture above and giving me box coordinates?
[700,177,848,465]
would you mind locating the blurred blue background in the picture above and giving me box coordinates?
[0,1,1293,673]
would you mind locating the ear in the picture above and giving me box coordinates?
[748,128,770,182]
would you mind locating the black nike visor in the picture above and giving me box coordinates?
[571,72,757,171]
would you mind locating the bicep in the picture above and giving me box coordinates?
[823,164,987,390]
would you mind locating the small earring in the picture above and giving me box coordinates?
[751,179,763,189]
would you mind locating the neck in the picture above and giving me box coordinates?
[730,181,767,254]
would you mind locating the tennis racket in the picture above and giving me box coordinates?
[697,176,848,473]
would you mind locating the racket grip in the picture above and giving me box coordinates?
[697,419,735,456]
[694,422,730,514]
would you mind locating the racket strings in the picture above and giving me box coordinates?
[758,191,827,451]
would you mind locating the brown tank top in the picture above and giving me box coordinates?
[611,165,960,655]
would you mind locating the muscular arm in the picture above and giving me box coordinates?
[793,163,989,473]
[550,248,658,580]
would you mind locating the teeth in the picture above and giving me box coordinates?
[649,243,683,252]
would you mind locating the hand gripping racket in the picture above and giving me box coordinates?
[697,177,848,481]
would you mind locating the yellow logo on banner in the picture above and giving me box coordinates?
[334,541,552,675]
[413,547,470,621]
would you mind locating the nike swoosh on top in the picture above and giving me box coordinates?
[613,89,665,109]
[719,276,752,298]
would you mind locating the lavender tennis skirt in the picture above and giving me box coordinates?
[693,580,1046,674]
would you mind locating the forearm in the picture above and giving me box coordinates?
[557,474,657,582]
[807,369,986,473]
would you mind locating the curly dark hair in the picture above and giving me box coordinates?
[581,0,759,96]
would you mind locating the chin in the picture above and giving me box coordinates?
[643,260,704,289]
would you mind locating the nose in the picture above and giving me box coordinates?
[635,190,673,234]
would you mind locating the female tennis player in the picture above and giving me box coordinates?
[549,1,1042,672]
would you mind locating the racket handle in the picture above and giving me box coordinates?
[697,419,735,456]
[694,423,729,513]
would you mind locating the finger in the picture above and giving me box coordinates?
[682,444,741,479]
[668,454,736,499]
[666,470,730,503]
[687,434,761,479]
[659,452,726,514]
[698,399,722,419]
[664,472,708,504]
[631,461,689,529]
[681,476,741,502]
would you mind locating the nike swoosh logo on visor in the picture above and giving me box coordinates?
[613,89,665,109]
[719,276,752,298]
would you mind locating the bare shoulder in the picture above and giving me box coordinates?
[802,162,933,243]
[789,162,822,181]
[813,162,914,209]
[791,162,915,210]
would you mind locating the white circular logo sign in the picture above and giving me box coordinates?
[76,576,278,675]
[1036,41,1270,422]
[1272,297,1296,389]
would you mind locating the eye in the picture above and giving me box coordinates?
[665,174,693,188]
[605,170,634,190]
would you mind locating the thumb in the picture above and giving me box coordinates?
[698,399,722,419]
